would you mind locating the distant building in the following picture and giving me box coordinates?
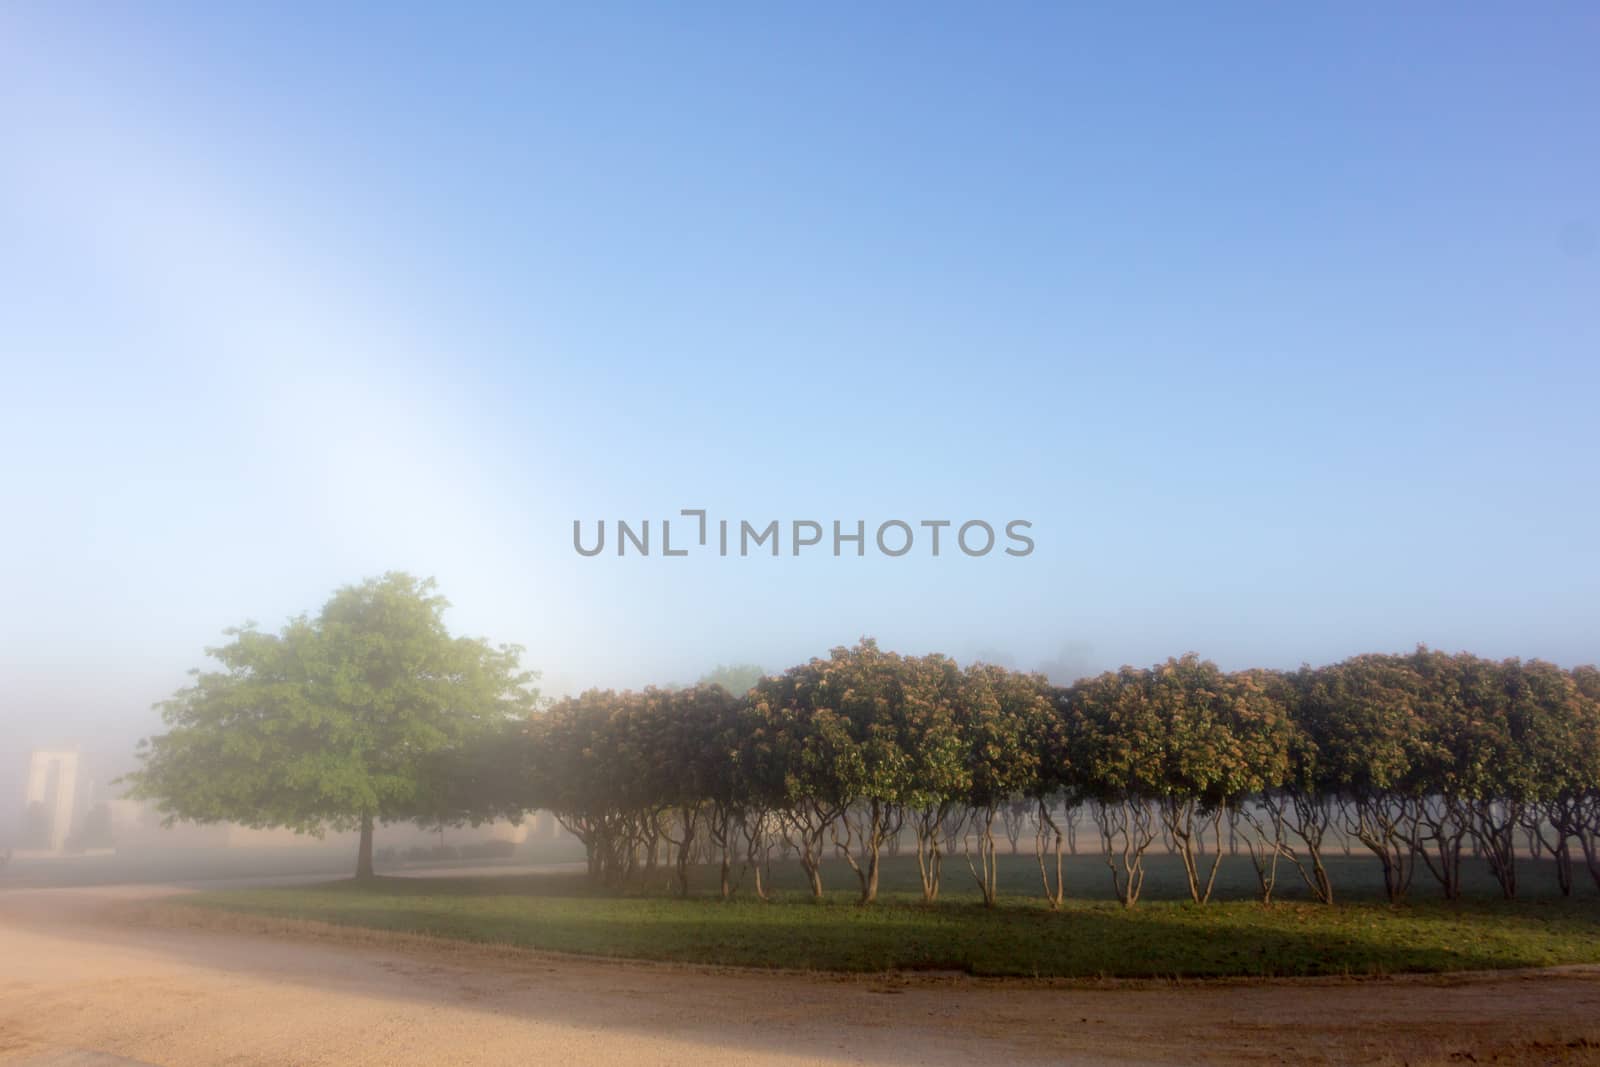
[24,750,80,853]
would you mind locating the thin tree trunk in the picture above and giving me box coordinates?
[1094,798,1154,908]
[1343,795,1417,904]
[1415,795,1467,901]
[1034,798,1066,909]
[913,805,949,903]
[356,815,375,879]
[804,857,824,898]
[782,802,835,901]
[834,801,895,905]
[1469,799,1520,900]
[1578,820,1600,894]
[740,812,771,902]
[1235,802,1283,903]
[962,805,1000,907]
[1162,797,1225,904]
[1271,790,1334,904]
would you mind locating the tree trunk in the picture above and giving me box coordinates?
[1578,824,1600,894]
[356,815,375,879]
[1034,798,1066,909]
[1343,795,1417,903]
[1271,791,1334,904]
[863,847,880,904]
[833,801,894,905]
[1094,798,1154,908]
[739,809,772,902]
[782,803,835,901]
[913,805,947,903]
[1234,802,1282,904]
[962,806,1000,907]
[803,857,824,899]
[1469,799,1519,900]
[1162,797,1224,905]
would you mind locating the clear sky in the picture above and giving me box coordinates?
[1,5,1597,780]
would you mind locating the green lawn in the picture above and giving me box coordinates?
[177,853,1600,979]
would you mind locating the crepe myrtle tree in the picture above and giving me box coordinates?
[761,641,909,904]
[1511,660,1600,897]
[1301,654,1428,903]
[1027,683,1077,909]
[528,684,763,896]
[1066,666,1166,908]
[898,655,969,904]
[1202,667,1294,901]
[1564,666,1600,893]
[124,573,539,879]
[743,679,844,901]
[702,699,787,903]
[1086,655,1287,906]
[1402,649,1506,900]
[528,688,668,889]
[1146,656,1286,904]
[524,692,611,885]
[1242,667,1336,904]
[646,684,747,898]
[1518,659,1600,898]
[955,664,1047,907]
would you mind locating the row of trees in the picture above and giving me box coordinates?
[127,574,1600,907]
[509,642,1600,908]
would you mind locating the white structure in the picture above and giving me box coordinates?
[25,750,80,853]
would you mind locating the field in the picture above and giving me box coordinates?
[0,837,587,889]
[177,850,1600,979]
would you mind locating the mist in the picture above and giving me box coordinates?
[3,1,1598,873]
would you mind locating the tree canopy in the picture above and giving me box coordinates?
[124,573,540,876]
[520,644,1600,908]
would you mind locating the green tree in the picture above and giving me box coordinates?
[1244,667,1334,903]
[1565,666,1600,893]
[1027,684,1077,908]
[1403,649,1495,900]
[648,684,746,898]
[1166,660,1290,904]
[956,663,1046,906]
[124,573,539,879]
[1515,661,1600,896]
[529,688,661,888]
[1302,653,1427,903]
[1066,666,1165,908]
[744,675,842,901]
[898,654,967,904]
[750,639,938,904]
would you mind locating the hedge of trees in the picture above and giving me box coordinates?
[489,641,1600,908]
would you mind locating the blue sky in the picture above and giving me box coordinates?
[1,5,1597,772]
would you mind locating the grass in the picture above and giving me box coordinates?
[2,838,586,888]
[177,851,1600,980]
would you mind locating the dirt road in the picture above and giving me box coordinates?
[3,885,1599,1066]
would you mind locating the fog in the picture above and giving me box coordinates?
[4,7,1598,854]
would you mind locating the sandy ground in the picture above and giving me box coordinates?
[3,884,1600,1066]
